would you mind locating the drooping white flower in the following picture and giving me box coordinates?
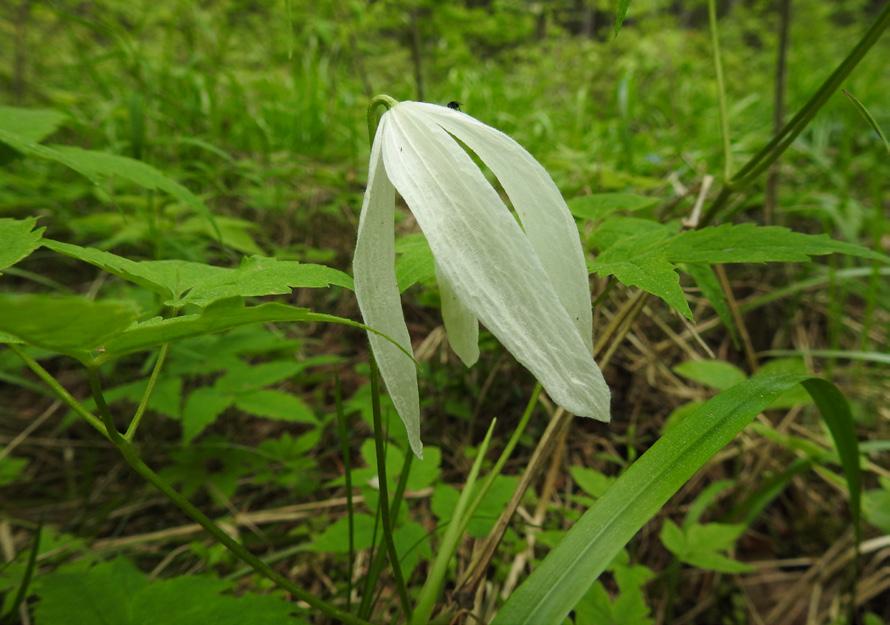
[354,100,610,457]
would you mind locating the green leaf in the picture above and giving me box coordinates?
[494,373,862,625]
[100,299,362,360]
[591,255,691,319]
[0,105,67,143]
[842,89,889,152]
[660,520,753,573]
[665,223,888,265]
[589,221,886,318]
[234,390,316,423]
[0,126,220,239]
[182,388,233,444]
[0,217,44,273]
[570,467,615,498]
[182,255,353,306]
[394,521,432,579]
[44,240,352,307]
[569,193,657,222]
[863,487,890,534]
[395,233,436,292]
[0,455,28,486]
[673,359,746,390]
[311,513,376,553]
[0,294,139,359]
[214,360,305,394]
[33,557,306,624]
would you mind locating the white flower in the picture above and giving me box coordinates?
[354,100,610,457]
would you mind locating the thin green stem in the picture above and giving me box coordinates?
[10,346,374,625]
[707,0,732,180]
[411,418,497,625]
[700,4,890,226]
[8,345,107,437]
[125,343,169,441]
[87,366,117,435]
[367,94,399,144]
[110,439,372,625]
[367,452,414,617]
[463,384,542,529]
[335,374,356,614]
[369,355,413,621]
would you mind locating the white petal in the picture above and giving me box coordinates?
[402,101,593,353]
[382,105,610,421]
[353,117,423,457]
[436,261,479,367]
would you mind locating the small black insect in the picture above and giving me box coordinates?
[447,101,461,111]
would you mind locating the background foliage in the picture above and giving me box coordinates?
[0,0,888,624]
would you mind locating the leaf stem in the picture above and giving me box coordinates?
[369,355,413,620]
[9,346,375,625]
[8,345,107,437]
[125,343,169,441]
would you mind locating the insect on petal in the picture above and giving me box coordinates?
[403,101,594,353]
[382,105,610,422]
[353,117,423,457]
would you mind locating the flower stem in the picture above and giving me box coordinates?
[367,94,399,144]
[369,354,413,620]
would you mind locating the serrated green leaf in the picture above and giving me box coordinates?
[591,254,692,319]
[100,299,361,360]
[0,294,139,359]
[234,389,316,423]
[182,388,233,444]
[569,193,657,222]
[588,217,674,253]
[673,359,746,390]
[666,223,888,265]
[183,255,353,306]
[44,240,352,307]
[32,557,306,625]
[495,373,862,625]
[0,217,44,273]
[0,106,67,143]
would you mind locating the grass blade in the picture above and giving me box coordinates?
[494,373,861,625]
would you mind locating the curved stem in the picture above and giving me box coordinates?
[367,94,399,144]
